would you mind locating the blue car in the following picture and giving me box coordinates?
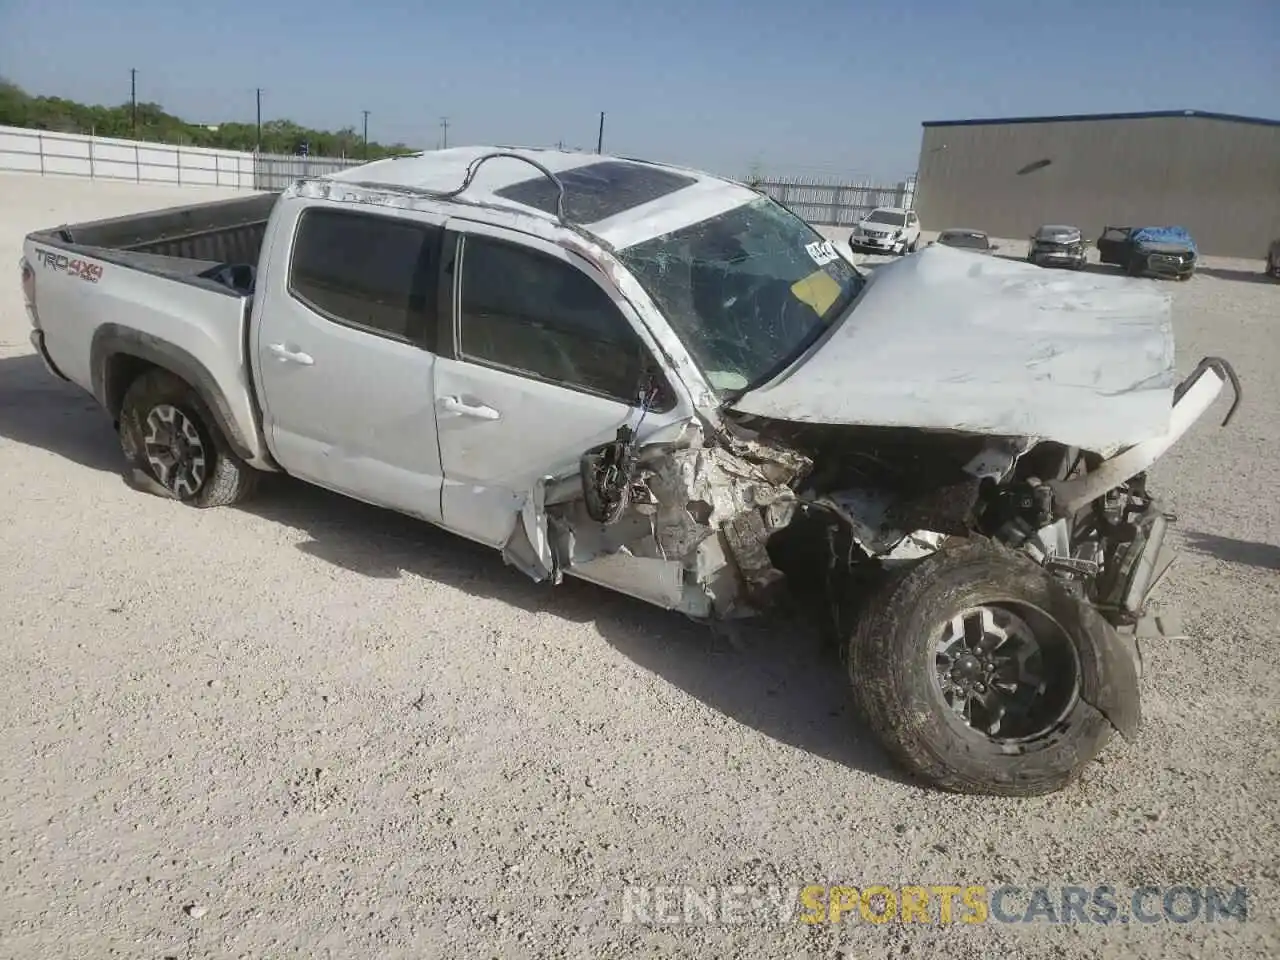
[1095,225,1198,280]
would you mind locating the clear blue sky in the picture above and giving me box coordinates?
[1,0,1275,180]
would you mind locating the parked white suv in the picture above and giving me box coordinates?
[849,207,921,255]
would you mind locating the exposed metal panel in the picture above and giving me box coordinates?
[914,116,1280,258]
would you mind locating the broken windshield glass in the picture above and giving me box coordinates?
[616,197,865,395]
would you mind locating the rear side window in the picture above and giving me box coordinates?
[289,207,441,345]
[457,235,653,404]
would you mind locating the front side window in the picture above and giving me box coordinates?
[616,196,865,394]
[865,210,906,227]
[289,207,440,343]
[458,235,654,404]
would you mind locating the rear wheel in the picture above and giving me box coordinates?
[118,369,256,508]
[845,541,1116,796]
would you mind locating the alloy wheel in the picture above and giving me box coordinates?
[142,404,208,498]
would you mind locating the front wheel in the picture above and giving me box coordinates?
[845,541,1117,796]
[118,369,257,508]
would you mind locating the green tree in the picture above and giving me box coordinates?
[0,79,416,159]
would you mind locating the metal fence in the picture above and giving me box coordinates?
[0,124,921,223]
[755,174,917,227]
[0,124,362,191]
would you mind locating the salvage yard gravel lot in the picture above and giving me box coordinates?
[1,173,1277,959]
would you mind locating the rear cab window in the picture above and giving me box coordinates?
[288,207,442,347]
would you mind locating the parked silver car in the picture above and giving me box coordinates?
[1028,224,1087,270]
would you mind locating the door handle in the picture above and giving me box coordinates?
[268,342,315,365]
[437,395,501,421]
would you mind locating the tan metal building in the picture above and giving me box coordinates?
[913,110,1280,259]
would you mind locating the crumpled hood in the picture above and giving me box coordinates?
[729,244,1177,453]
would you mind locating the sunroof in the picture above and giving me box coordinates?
[493,160,697,223]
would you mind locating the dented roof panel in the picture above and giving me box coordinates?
[730,244,1178,453]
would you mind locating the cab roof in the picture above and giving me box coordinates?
[321,146,760,250]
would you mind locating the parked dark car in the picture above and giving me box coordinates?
[1096,225,1197,280]
[931,228,998,253]
[1266,236,1280,280]
[1027,224,1087,269]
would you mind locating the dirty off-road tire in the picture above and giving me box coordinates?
[846,540,1116,797]
[118,369,256,508]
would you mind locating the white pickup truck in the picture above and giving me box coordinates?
[19,146,1240,796]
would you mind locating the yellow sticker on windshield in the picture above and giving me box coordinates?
[791,269,842,317]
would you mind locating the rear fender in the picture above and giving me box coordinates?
[90,323,263,464]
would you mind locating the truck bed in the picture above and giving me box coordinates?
[27,192,279,296]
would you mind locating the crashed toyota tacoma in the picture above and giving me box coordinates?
[19,147,1241,796]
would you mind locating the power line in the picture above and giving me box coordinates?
[255,88,262,155]
[130,69,137,137]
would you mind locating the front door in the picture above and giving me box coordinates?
[433,219,686,548]
[252,202,448,522]
[1096,227,1130,266]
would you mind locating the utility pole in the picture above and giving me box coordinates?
[596,112,605,154]
[362,110,370,160]
[439,116,449,150]
[130,69,137,137]
[255,88,262,154]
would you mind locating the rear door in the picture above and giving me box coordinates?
[251,201,448,521]
[431,218,687,548]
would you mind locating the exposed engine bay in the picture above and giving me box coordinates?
[537,357,1241,634]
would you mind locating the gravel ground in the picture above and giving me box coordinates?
[1,174,1277,959]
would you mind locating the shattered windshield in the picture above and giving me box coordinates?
[865,210,906,226]
[616,197,865,395]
